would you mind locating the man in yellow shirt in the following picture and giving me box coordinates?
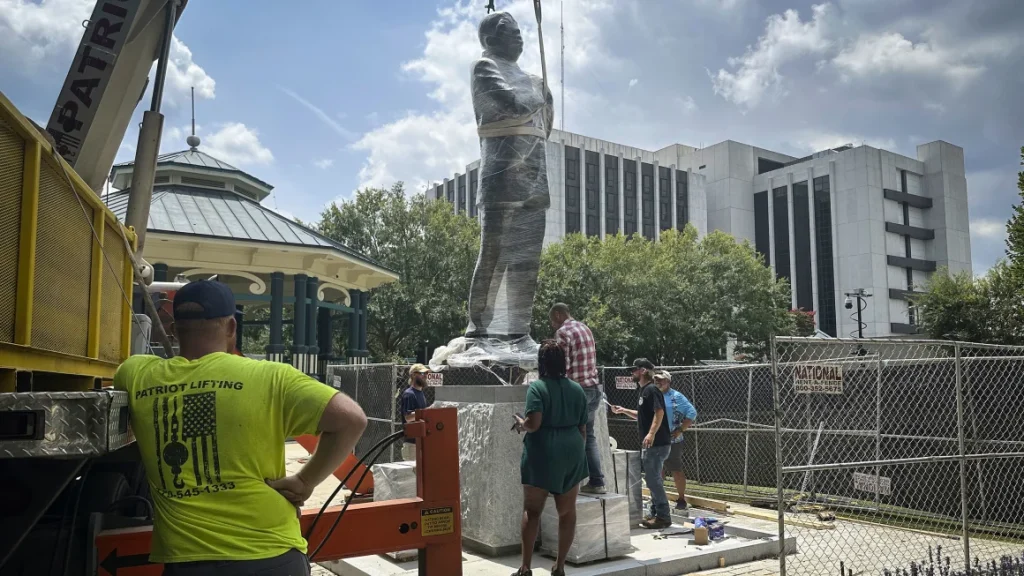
[115,280,367,575]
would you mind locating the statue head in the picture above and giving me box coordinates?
[479,12,523,61]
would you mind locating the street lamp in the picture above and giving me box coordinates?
[844,288,872,339]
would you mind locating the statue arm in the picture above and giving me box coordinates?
[473,59,537,116]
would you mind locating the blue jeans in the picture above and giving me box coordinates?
[642,445,671,521]
[584,386,605,487]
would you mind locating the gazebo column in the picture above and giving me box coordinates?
[318,307,333,378]
[293,274,308,372]
[348,289,362,365]
[266,272,285,362]
[306,277,319,377]
[359,291,370,357]
[153,263,168,282]
[234,305,244,354]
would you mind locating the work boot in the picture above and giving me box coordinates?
[675,499,688,511]
[581,483,606,495]
[640,517,672,530]
[511,568,532,576]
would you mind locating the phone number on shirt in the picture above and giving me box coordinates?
[159,482,236,499]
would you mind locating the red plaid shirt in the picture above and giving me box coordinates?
[556,319,599,388]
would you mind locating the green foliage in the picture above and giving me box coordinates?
[1006,147,1024,273]
[531,227,794,365]
[790,309,817,337]
[315,183,481,361]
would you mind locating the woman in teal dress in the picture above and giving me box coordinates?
[511,340,590,576]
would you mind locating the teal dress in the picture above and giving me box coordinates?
[520,377,590,494]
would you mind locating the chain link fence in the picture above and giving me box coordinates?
[324,342,1024,574]
[773,337,1024,576]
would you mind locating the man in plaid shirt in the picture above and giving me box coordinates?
[549,303,606,493]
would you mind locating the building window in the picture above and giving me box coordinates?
[605,155,619,235]
[623,159,637,237]
[793,181,813,312]
[773,186,790,282]
[457,174,467,214]
[565,146,581,235]
[658,167,672,232]
[641,163,655,239]
[585,151,600,237]
[446,180,455,204]
[675,170,689,231]
[814,176,836,337]
[435,184,443,201]
[757,157,786,175]
[754,191,770,266]
[469,169,478,218]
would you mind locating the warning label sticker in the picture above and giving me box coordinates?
[420,506,454,537]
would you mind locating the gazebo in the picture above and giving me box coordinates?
[104,136,398,377]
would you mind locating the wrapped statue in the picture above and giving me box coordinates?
[432,8,553,370]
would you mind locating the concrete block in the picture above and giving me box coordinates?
[540,493,632,564]
[609,449,643,525]
[372,461,418,561]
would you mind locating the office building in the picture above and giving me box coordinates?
[430,130,971,339]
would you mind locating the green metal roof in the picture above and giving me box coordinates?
[112,149,273,190]
[104,185,392,273]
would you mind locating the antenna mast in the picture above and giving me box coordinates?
[560,0,565,132]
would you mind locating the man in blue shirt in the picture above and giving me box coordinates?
[653,370,696,511]
[399,364,431,460]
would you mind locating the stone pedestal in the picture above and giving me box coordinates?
[371,461,418,561]
[609,449,643,525]
[539,493,632,564]
[434,385,614,557]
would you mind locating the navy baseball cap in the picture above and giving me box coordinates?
[632,358,655,370]
[173,280,236,320]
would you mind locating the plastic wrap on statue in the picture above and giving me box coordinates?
[434,11,553,370]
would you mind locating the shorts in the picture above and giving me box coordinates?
[663,441,685,473]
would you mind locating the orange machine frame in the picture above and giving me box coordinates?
[94,407,462,576]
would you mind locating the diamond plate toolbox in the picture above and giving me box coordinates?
[0,390,134,458]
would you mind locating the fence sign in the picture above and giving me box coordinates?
[614,376,634,390]
[793,364,843,394]
[852,472,892,496]
[332,375,342,388]
[426,372,444,386]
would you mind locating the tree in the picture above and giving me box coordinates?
[914,267,994,342]
[531,227,794,365]
[316,184,480,361]
[1004,147,1024,274]
[790,309,816,337]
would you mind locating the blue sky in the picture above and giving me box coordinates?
[2,0,1022,274]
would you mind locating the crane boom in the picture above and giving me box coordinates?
[45,0,189,194]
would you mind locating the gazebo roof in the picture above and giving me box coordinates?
[103,185,393,274]
[111,148,274,190]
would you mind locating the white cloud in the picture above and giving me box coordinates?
[971,218,1006,240]
[279,86,357,140]
[833,32,984,86]
[676,95,698,113]
[164,37,216,105]
[710,4,833,109]
[0,0,214,107]
[313,158,335,170]
[161,123,273,167]
[350,0,618,195]
[628,78,639,88]
[791,131,897,153]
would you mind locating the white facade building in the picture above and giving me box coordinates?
[431,130,971,339]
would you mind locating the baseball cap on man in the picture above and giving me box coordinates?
[653,370,672,381]
[409,364,430,376]
[632,358,655,371]
[173,280,237,321]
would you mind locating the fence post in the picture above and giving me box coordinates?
[690,371,701,484]
[875,354,882,511]
[954,342,971,571]
[771,337,786,575]
[743,366,753,498]
[390,363,398,463]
